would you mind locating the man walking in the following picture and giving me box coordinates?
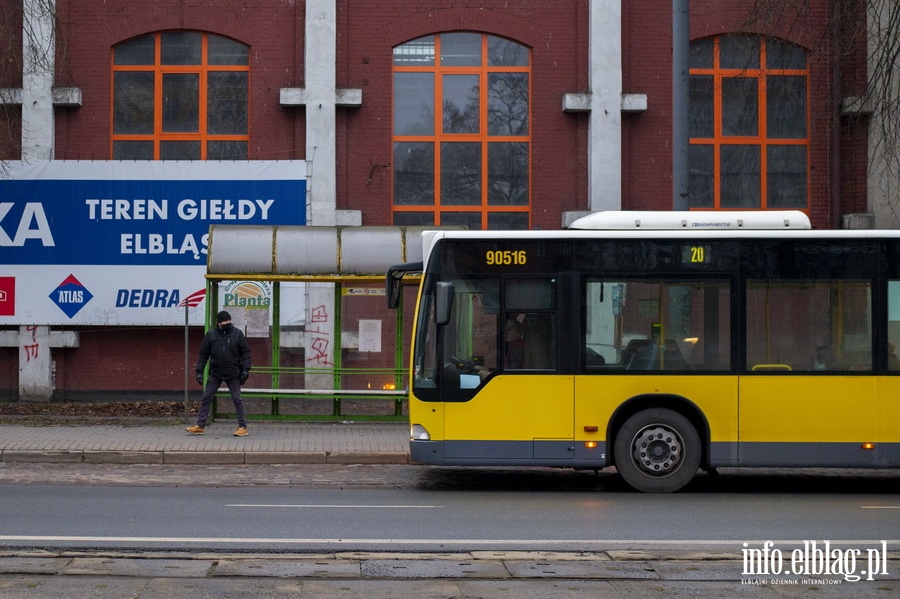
[186,310,252,437]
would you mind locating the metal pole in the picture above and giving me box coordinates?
[672,0,690,210]
[183,300,189,421]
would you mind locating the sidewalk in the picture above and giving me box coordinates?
[2,423,899,598]
[0,421,410,465]
[1,550,897,598]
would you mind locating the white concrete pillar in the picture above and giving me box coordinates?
[0,326,78,401]
[588,0,623,212]
[303,283,337,390]
[305,0,338,227]
[303,0,338,386]
[22,0,56,161]
[9,1,60,401]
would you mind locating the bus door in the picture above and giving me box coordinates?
[577,278,736,460]
[738,279,879,466]
[439,276,574,461]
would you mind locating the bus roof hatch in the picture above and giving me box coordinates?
[568,210,811,231]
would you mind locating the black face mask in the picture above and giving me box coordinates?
[220,323,234,332]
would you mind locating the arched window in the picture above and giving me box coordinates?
[392,33,531,229]
[689,35,809,210]
[111,31,249,160]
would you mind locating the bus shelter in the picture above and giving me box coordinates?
[204,225,426,421]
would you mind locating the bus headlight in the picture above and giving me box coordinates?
[410,424,431,441]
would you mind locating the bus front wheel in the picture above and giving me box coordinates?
[614,408,701,493]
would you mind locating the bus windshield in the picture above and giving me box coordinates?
[414,270,557,402]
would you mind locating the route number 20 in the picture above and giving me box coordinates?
[690,246,705,263]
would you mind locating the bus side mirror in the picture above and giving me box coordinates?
[387,270,404,310]
[435,281,454,326]
[386,262,423,309]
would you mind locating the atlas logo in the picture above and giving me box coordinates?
[50,275,93,318]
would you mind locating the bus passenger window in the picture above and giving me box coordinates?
[584,279,729,372]
[747,280,871,373]
[889,281,900,372]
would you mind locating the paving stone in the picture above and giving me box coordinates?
[0,556,70,574]
[648,559,747,581]
[82,450,164,464]
[0,575,150,599]
[505,559,659,579]
[163,451,245,465]
[0,451,83,463]
[327,451,408,464]
[61,557,215,577]
[244,451,327,464]
[299,579,462,599]
[361,558,510,579]
[472,550,611,561]
[215,557,361,578]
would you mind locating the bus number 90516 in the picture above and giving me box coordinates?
[486,250,527,265]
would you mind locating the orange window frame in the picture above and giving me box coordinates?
[392,33,532,229]
[110,32,250,160]
[690,36,810,211]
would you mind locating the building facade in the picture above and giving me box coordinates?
[0,0,882,401]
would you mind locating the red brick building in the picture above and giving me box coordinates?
[0,0,878,401]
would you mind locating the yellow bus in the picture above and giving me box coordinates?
[386,211,900,492]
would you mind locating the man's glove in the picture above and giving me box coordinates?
[240,370,250,384]
[195,372,203,385]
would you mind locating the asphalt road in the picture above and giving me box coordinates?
[1,463,898,553]
[1,463,898,598]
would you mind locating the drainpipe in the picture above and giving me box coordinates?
[672,0,690,210]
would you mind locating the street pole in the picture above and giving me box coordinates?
[184,301,189,421]
[673,0,690,210]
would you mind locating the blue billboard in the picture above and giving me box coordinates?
[0,160,306,266]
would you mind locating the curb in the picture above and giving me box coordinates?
[0,450,411,465]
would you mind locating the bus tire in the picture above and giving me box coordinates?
[614,408,701,493]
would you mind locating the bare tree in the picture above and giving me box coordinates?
[861,0,900,224]
[1,0,58,175]
[742,0,900,224]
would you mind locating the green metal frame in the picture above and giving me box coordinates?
[207,279,408,422]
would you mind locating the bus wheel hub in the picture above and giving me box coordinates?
[632,425,682,475]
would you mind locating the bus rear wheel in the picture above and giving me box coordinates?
[614,408,701,493]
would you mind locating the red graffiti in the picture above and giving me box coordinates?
[23,343,39,361]
[307,337,333,366]
[310,304,329,323]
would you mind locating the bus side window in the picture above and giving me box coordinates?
[889,281,900,372]
[523,316,553,369]
[503,278,557,372]
[505,313,555,370]
[747,279,871,373]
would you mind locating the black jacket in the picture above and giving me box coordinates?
[196,324,252,381]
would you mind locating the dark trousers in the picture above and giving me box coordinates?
[197,375,247,428]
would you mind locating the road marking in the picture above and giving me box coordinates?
[860,505,900,509]
[226,504,442,509]
[1,536,898,546]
